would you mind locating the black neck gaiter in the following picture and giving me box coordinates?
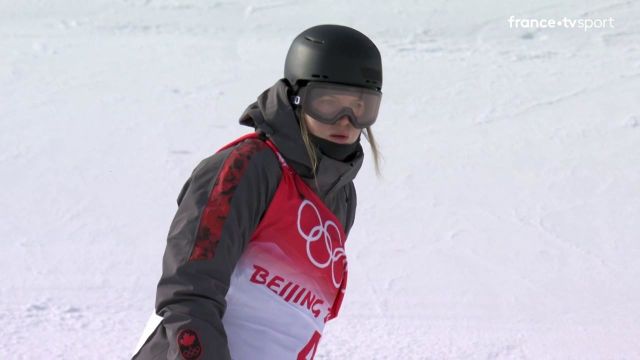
[308,132,361,162]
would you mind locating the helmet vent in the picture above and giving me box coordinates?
[311,74,329,79]
[304,36,325,44]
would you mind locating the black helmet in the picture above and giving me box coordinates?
[284,24,383,91]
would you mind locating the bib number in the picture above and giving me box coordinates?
[297,331,322,360]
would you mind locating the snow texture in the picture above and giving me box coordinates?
[1,0,639,359]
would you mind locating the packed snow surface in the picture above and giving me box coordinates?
[1,0,639,358]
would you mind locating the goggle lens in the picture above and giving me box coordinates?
[299,83,382,129]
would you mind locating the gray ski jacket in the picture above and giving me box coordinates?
[132,79,364,359]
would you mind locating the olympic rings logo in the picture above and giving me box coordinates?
[296,199,346,289]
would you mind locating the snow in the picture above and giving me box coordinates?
[1,0,639,358]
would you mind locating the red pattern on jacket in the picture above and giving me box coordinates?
[190,138,268,261]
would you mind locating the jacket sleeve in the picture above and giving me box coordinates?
[133,138,281,359]
[344,181,358,237]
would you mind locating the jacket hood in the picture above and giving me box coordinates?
[239,79,364,199]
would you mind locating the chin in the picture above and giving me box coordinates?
[328,135,354,144]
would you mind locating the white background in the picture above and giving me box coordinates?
[1,0,639,358]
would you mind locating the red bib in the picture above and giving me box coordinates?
[220,133,348,360]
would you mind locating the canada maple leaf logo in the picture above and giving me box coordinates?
[180,332,195,346]
[177,329,202,360]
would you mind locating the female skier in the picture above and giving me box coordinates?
[132,24,383,360]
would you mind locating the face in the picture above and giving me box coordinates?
[303,93,363,144]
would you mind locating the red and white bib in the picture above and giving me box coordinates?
[221,133,348,360]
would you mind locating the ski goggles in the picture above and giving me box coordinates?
[293,82,382,129]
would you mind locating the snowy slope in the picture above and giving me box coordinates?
[1,0,639,359]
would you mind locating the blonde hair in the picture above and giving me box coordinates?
[297,108,382,182]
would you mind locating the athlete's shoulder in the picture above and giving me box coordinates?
[191,135,278,177]
[176,134,283,209]
[225,136,281,175]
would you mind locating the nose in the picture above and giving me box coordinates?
[337,115,351,126]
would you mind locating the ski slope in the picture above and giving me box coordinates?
[1,0,639,358]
